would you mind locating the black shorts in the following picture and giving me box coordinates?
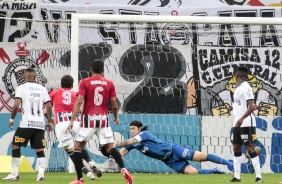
[12,127,45,149]
[231,127,257,145]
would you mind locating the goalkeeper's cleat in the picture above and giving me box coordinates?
[121,168,134,184]
[69,178,85,184]
[213,167,226,174]
[230,177,241,182]
[89,161,102,177]
[255,177,263,183]
[2,173,20,181]
[87,171,95,180]
[93,167,102,177]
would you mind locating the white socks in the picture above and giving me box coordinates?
[233,155,243,179]
[37,157,46,177]
[251,156,262,178]
[11,157,20,176]
[234,154,262,179]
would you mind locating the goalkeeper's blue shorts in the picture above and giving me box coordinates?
[164,143,195,173]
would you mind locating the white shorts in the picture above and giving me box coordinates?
[76,126,114,145]
[55,121,80,149]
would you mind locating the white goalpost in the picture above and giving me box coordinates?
[69,13,282,174]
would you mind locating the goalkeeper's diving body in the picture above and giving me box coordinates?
[115,120,233,174]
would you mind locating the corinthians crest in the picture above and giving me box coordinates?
[161,10,192,45]
[2,42,49,98]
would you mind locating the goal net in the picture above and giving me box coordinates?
[1,14,282,173]
[70,14,282,174]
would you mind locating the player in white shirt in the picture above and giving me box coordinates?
[230,66,263,183]
[3,67,53,182]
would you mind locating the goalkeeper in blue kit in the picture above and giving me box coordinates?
[115,120,233,174]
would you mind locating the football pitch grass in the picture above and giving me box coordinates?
[0,172,281,184]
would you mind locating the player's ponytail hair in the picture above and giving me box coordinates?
[130,120,149,131]
[141,125,149,131]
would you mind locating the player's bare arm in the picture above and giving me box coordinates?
[66,94,84,133]
[110,97,119,124]
[8,98,21,129]
[43,106,54,124]
[115,138,138,148]
[45,101,53,131]
[236,99,256,127]
[119,147,129,157]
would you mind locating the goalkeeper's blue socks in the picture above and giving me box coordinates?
[198,168,225,174]
[206,153,233,168]
[198,169,215,174]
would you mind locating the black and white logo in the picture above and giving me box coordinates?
[161,23,191,45]
[2,58,47,98]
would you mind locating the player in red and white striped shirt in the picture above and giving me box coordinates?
[67,59,133,184]
[49,75,101,180]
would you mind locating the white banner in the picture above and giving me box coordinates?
[38,0,227,8]
[36,3,282,44]
[37,0,282,7]
[197,46,281,90]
